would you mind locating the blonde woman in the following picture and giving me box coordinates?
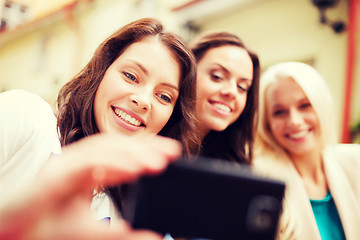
[254,62,360,239]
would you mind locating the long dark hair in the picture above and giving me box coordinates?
[56,18,200,213]
[191,32,260,164]
[57,18,200,155]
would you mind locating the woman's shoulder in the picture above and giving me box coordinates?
[0,89,54,112]
[324,143,360,182]
[324,143,360,162]
[1,89,38,101]
[0,89,57,131]
[0,89,57,138]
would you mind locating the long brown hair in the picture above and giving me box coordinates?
[191,32,260,164]
[57,18,200,155]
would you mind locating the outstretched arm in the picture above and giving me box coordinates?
[0,134,181,240]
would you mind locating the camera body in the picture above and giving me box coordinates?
[122,157,285,240]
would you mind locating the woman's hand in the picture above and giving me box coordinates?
[0,134,181,240]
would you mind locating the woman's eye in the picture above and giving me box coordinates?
[210,73,222,81]
[123,72,137,82]
[300,103,311,109]
[273,110,286,116]
[157,93,172,103]
[237,84,247,92]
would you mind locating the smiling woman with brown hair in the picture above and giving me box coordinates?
[57,18,200,155]
[56,17,201,223]
[191,31,260,165]
[0,17,201,240]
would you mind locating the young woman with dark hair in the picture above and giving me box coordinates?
[191,31,260,164]
[56,17,201,222]
[57,18,200,155]
[0,17,201,239]
[162,31,261,240]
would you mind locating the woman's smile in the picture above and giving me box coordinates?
[112,106,144,127]
[209,100,232,116]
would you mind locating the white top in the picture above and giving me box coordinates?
[0,89,61,194]
[90,191,123,225]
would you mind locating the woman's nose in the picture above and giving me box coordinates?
[220,81,237,99]
[288,108,303,126]
[130,93,151,111]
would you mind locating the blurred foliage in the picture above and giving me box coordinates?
[351,120,360,144]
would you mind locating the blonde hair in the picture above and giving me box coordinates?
[257,61,337,158]
[254,62,338,239]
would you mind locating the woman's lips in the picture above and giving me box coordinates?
[112,106,146,128]
[209,100,232,116]
[286,129,311,140]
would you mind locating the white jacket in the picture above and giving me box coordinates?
[254,144,360,239]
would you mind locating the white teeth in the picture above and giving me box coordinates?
[114,108,141,127]
[289,131,307,139]
[213,103,231,113]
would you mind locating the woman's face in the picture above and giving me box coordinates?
[196,45,253,137]
[94,37,180,136]
[265,77,321,158]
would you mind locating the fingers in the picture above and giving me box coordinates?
[40,134,182,199]
[113,134,182,173]
[0,133,178,240]
[144,135,183,161]
[59,134,181,187]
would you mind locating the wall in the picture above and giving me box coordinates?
[0,0,180,107]
[0,0,359,140]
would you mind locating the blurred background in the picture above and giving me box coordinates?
[0,0,359,143]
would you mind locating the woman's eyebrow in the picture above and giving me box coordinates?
[127,59,149,76]
[213,63,252,82]
[127,59,179,91]
[213,63,230,75]
[160,82,179,92]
